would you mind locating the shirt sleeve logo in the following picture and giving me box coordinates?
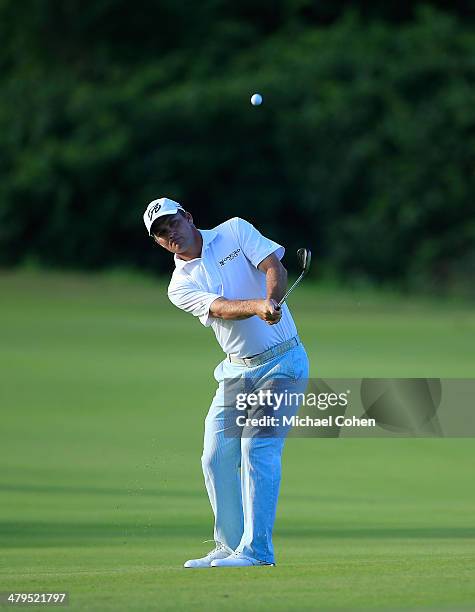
[148,202,162,220]
[219,248,241,266]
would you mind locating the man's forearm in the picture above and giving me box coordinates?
[210,297,260,320]
[210,297,281,324]
[265,265,287,303]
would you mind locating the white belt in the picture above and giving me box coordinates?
[227,336,300,367]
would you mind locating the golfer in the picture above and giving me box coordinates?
[143,197,309,568]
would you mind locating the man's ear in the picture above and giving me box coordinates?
[185,211,194,224]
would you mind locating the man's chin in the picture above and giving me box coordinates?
[171,244,188,255]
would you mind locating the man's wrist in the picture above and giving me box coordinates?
[247,299,261,317]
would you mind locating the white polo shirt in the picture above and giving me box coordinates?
[167,217,298,358]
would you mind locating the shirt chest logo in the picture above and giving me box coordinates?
[219,248,241,266]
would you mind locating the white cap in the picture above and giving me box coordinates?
[143,197,184,236]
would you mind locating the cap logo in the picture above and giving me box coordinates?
[148,202,162,220]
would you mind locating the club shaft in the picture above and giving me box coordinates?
[277,271,305,308]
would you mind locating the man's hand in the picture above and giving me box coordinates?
[254,298,282,325]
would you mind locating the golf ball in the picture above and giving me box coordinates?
[251,93,263,106]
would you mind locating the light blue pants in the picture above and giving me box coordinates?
[201,341,309,564]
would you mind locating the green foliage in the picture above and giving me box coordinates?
[0,4,473,294]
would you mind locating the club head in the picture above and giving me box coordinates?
[297,248,312,277]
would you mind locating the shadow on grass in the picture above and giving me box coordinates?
[0,521,207,548]
[0,483,202,498]
[1,520,474,549]
[277,526,475,539]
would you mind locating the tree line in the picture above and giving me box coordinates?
[0,2,473,294]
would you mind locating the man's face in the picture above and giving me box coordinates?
[151,211,195,255]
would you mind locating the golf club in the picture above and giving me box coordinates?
[276,247,312,309]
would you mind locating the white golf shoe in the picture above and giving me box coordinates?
[183,543,233,568]
[211,552,275,568]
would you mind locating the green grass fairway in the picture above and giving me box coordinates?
[1,270,474,611]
